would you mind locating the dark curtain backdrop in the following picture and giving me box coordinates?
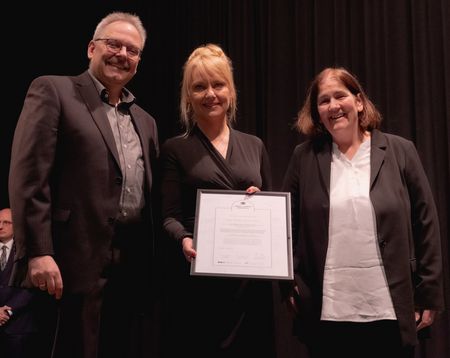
[1,1,448,357]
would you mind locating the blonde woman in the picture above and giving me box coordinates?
[161,44,275,357]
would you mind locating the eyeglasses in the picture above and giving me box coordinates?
[94,38,142,60]
[0,220,12,226]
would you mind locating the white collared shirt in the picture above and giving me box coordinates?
[321,139,396,322]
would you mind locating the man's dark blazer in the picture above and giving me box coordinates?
[0,242,35,335]
[8,70,159,293]
[282,129,444,347]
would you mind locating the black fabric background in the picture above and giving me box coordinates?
[1,1,448,357]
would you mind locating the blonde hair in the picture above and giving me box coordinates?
[93,12,147,48]
[297,67,381,140]
[180,44,237,134]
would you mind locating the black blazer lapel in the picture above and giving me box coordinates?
[316,141,332,196]
[370,129,387,190]
[75,72,121,170]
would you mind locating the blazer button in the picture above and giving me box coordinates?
[115,177,123,185]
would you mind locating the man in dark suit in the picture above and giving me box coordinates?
[0,208,37,358]
[8,12,159,358]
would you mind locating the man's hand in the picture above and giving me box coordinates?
[29,255,63,299]
[0,305,12,326]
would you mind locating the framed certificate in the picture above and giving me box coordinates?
[191,189,293,280]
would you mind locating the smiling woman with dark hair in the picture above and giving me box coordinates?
[282,67,444,358]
